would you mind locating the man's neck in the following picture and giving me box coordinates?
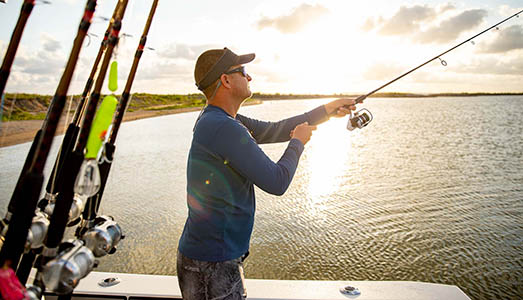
[209,97,241,118]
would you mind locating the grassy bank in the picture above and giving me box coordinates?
[0,93,210,122]
[2,92,521,122]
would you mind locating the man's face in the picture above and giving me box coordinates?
[226,64,252,101]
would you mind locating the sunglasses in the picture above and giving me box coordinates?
[224,66,248,77]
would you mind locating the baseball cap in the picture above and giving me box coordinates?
[195,47,255,91]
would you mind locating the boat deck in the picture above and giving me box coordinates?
[43,271,471,300]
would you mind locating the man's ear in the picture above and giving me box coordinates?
[220,74,232,89]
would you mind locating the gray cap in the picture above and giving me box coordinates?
[195,47,255,91]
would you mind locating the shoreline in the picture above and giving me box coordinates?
[2,92,522,148]
[0,101,262,148]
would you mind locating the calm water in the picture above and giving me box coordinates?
[1,96,522,299]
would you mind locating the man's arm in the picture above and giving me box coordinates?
[237,98,358,144]
[236,105,328,144]
[214,120,305,196]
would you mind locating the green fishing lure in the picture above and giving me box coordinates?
[85,60,119,159]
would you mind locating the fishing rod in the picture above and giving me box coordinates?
[341,9,523,130]
[79,0,159,229]
[41,0,122,220]
[0,0,90,226]
[26,1,130,296]
[0,1,38,228]
[11,3,125,286]
[0,0,97,276]
[72,2,123,127]
[0,0,36,98]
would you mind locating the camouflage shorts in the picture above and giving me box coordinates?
[177,250,247,300]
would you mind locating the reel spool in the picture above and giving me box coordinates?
[346,108,373,131]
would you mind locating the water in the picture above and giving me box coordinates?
[1,96,522,299]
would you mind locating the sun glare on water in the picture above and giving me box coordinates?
[304,117,352,200]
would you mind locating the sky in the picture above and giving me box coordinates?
[0,0,522,95]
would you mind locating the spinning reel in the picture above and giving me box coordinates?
[81,215,124,257]
[346,108,373,131]
[42,240,96,295]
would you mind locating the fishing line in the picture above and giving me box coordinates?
[343,9,523,130]
[348,9,523,106]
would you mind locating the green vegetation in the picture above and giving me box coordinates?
[128,93,206,110]
[1,110,47,121]
[0,93,259,122]
[1,92,521,122]
[1,93,53,121]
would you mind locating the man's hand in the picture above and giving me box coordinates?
[291,122,317,145]
[324,98,359,117]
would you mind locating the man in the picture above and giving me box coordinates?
[177,47,358,299]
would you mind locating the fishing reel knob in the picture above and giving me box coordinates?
[42,240,96,295]
[346,108,373,131]
[82,216,123,257]
[25,211,50,251]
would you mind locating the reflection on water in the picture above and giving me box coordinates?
[1,96,522,299]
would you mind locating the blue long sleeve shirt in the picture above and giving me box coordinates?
[178,104,329,261]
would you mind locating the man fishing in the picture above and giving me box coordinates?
[177,47,358,299]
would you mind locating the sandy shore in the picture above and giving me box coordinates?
[0,106,204,148]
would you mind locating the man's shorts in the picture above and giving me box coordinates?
[177,250,247,300]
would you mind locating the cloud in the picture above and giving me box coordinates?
[438,3,456,14]
[378,5,437,35]
[498,5,523,16]
[455,56,523,76]
[42,33,62,52]
[362,62,408,81]
[11,33,68,76]
[18,54,63,75]
[361,17,377,32]
[414,9,487,44]
[365,5,487,44]
[158,43,219,60]
[479,25,523,53]
[256,4,329,34]
[136,60,193,80]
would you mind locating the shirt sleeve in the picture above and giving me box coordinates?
[236,105,329,144]
[213,120,305,196]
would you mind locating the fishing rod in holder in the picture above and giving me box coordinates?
[35,0,128,286]
[77,0,159,236]
[7,2,124,289]
[0,2,97,299]
[0,0,37,98]
[39,0,122,232]
[342,8,523,130]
